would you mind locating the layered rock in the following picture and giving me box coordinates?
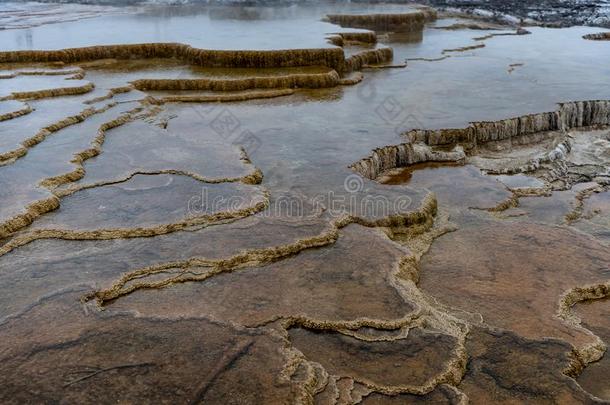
[326,8,437,32]
[583,32,610,40]
[157,88,295,103]
[352,100,610,182]
[560,100,610,129]
[404,111,560,147]
[327,31,378,47]
[131,70,341,91]
[0,100,32,121]
[344,48,394,72]
[0,104,145,240]
[350,143,464,180]
[432,0,610,28]
[4,82,95,101]
[0,43,347,71]
[404,100,610,148]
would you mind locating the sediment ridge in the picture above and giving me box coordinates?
[0,44,349,72]
[325,8,437,32]
[0,190,269,261]
[131,70,341,92]
[0,44,394,103]
[326,32,378,47]
[3,5,608,402]
[351,100,610,180]
[583,32,610,40]
[0,94,265,252]
[0,102,32,121]
[55,167,263,199]
[157,88,295,103]
[0,67,84,79]
[441,43,485,54]
[1,81,95,101]
[0,100,115,166]
[347,99,610,383]
[403,100,610,147]
[0,101,157,240]
[350,143,465,180]
[344,48,393,72]
[558,281,610,374]
[83,195,474,399]
[85,192,439,306]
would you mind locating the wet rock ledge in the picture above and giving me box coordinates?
[351,100,610,180]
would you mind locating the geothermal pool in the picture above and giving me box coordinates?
[0,2,609,403]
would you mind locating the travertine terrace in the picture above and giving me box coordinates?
[584,32,610,40]
[0,2,609,404]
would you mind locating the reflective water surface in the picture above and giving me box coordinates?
[0,3,609,403]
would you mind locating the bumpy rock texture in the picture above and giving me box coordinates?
[431,0,610,27]
[326,7,437,31]
[353,100,610,187]
[0,44,393,76]
[583,32,610,40]
[1,4,610,404]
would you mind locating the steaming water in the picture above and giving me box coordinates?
[0,3,414,50]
